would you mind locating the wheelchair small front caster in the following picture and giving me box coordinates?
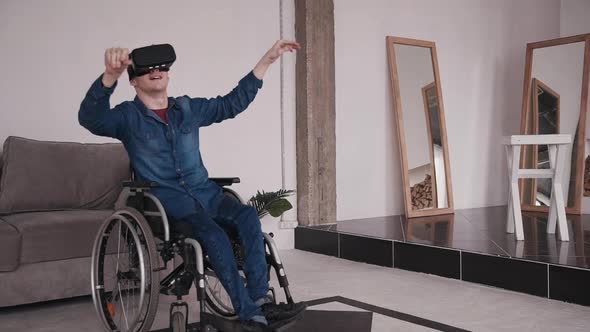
[171,311,187,332]
[170,301,189,332]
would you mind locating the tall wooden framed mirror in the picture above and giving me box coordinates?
[520,34,590,214]
[386,36,454,218]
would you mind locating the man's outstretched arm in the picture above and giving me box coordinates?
[79,48,131,139]
[252,40,300,80]
[191,40,300,127]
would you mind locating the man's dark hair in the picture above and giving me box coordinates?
[127,65,136,81]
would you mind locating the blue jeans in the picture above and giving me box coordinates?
[175,195,268,321]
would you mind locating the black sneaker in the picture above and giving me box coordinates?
[262,301,307,324]
[239,319,273,332]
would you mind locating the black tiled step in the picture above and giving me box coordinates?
[339,234,393,267]
[462,252,548,297]
[295,227,338,257]
[549,265,590,306]
[394,242,460,279]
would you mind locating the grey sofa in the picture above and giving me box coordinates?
[0,136,130,307]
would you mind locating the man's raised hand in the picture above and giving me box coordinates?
[253,40,301,79]
[102,47,132,87]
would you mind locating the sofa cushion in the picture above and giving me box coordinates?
[2,210,113,264]
[0,217,21,271]
[0,136,130,213]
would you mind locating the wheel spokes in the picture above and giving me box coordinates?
[92,209,160,332]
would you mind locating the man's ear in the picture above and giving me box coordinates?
[130,79,137,87]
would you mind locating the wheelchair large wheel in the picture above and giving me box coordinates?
[204,269,239,319]
[91,208,161,332]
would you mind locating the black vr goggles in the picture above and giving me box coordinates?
[127,44,176,80]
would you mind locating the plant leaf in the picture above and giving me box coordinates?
[267,199,293,217]
[247,189,294,219]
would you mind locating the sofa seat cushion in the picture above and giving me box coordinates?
[2,210,113,264]
[0,218,21,271]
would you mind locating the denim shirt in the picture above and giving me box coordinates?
[78,71,263,219]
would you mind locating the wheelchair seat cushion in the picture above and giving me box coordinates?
[168,220,194,240]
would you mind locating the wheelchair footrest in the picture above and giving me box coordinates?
[160,270,194,296]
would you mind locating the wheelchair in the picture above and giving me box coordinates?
[90,178,295,332]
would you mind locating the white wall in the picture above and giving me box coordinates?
[0,0,296,247]
[1,0,572,228]
[560,0,590,36]
[335,0,561,220]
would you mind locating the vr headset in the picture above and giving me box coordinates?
[127,44,176,80]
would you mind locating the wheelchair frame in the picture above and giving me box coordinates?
[90,178,294,332]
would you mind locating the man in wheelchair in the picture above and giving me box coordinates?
[79,42,304,331]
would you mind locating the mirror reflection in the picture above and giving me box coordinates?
[404,214,454,244]
[522,41,585,209]
[394,43,448,210]
[532,79,560,205]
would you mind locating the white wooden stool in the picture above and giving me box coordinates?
[503,134,571,241]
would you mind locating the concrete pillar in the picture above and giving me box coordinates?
[295,0,336,226]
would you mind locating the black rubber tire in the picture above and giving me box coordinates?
[171,311,186,332]
[204,270,239,319]
[91,207,161,332]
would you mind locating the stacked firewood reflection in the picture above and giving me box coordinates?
[411,174,433,209]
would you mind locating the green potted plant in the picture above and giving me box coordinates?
[229,189,294,263]
[247,189,295,219]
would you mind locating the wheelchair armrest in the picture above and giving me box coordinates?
[122,180,159,190]
[210,177,240,187]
